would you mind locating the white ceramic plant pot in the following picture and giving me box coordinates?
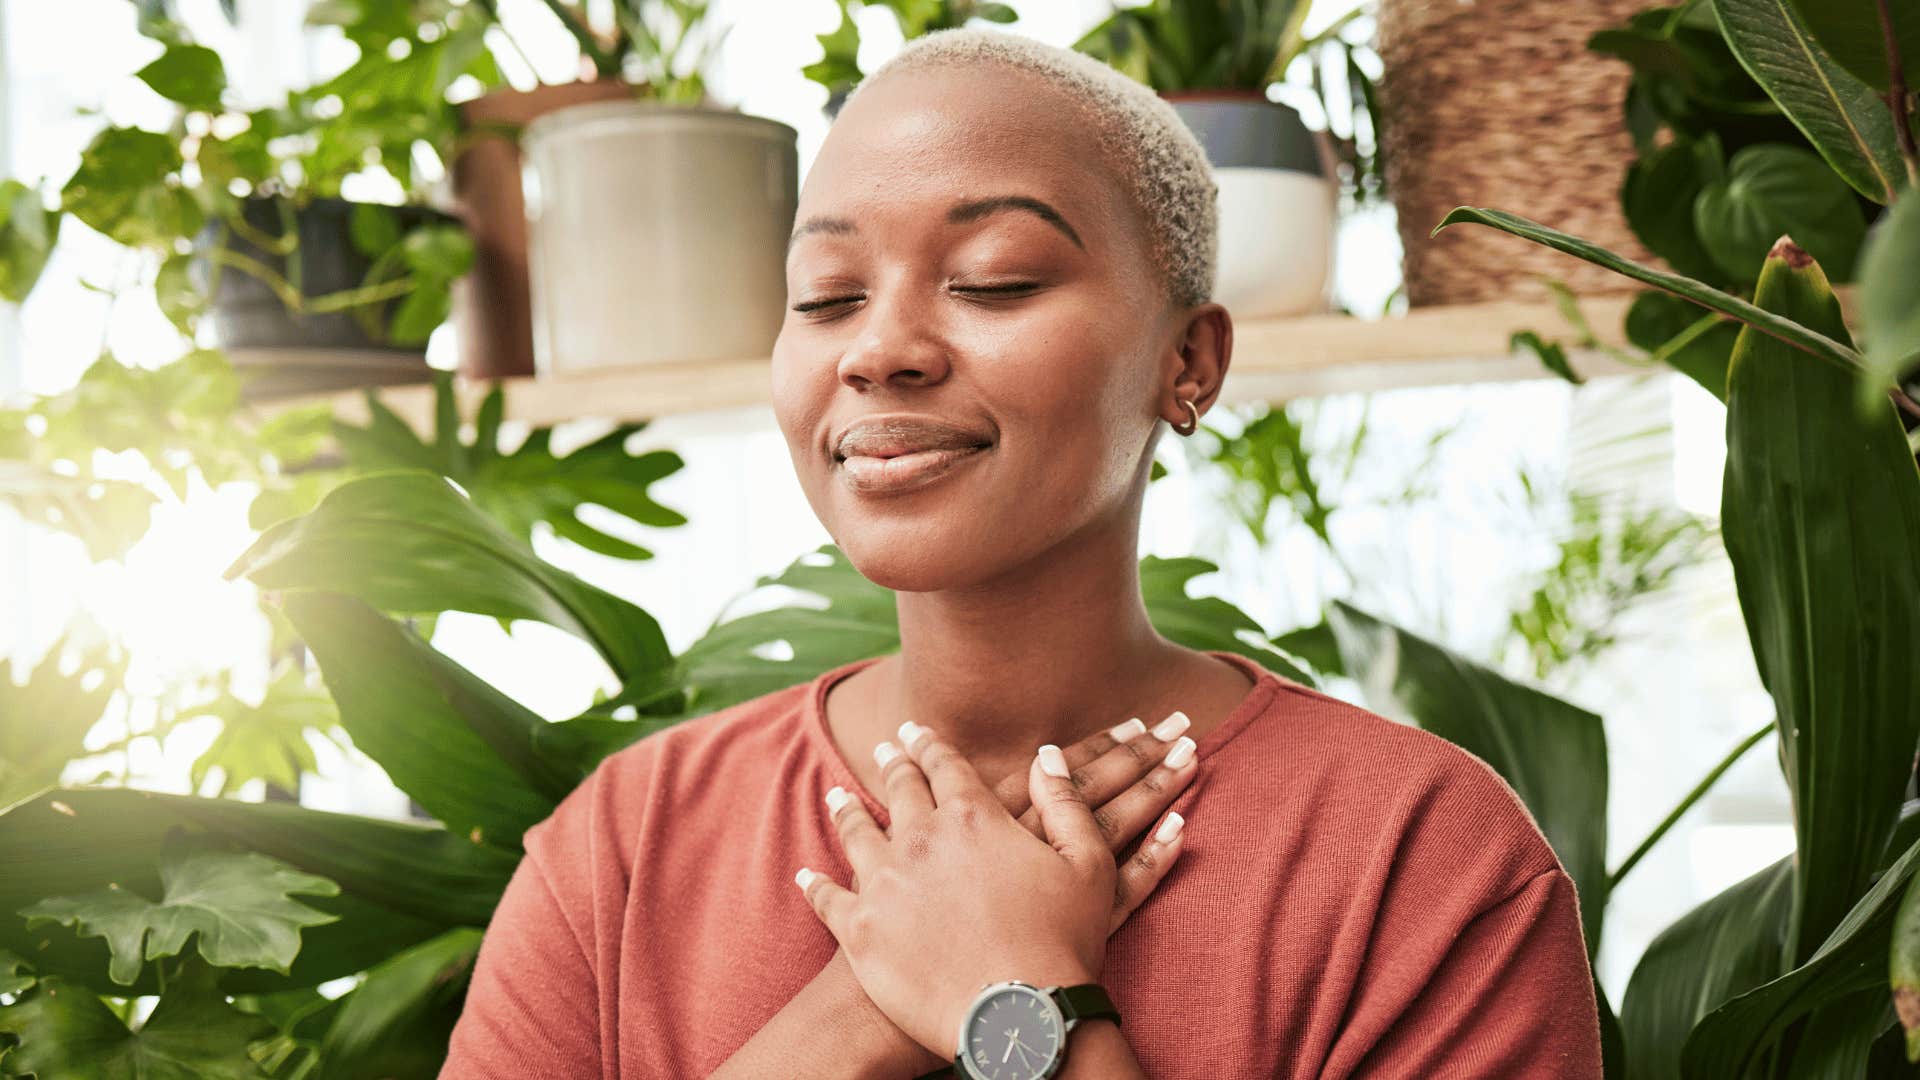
[522,101,799,376]
[1165,92,1336,319]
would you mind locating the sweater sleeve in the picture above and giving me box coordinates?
[1348,867,1605,1079]
[436,840,604,1080]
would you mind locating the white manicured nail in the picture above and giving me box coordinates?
[825,786,849,815]
[1155,811,1185,844]
[1164,735,1196,769]
[795,867,815,890]
[1152,711,1191,741]
[1038,744,1070,779]
[874,741,901,768]
[897,720,927,748]
[1108,717,1146,742]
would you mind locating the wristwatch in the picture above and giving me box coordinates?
[946,979,1121,1080]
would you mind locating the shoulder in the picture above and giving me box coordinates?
[1221,664,1566,899]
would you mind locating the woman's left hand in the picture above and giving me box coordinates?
[796,719,1165,1059]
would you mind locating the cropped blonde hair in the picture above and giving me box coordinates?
[848,27,1219,310]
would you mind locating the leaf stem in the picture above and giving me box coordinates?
[1879,0,1920,193]
[1608,720,1775,891]
[535,0,620,78]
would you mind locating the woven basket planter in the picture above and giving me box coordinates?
[1376,0,1657,306]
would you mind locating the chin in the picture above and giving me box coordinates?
[829,517,1008,594]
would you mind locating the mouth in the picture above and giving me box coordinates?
[834,442,993,495]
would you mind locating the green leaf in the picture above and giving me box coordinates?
[1787,0,1920,92]
[134,43,227,112]
[1685,828,1920,1073]
[1510,329,1585,384]
[330,375,689,561]
[180,664,345,799]
[316,927,481,1079]
[0,953,276,1079]
[1325,599,1610,957]
[20,837,340,987]
[0,180,61,302]
[0,947,35,997]
[1891,870,1920,1061]
[0,786,515,996]
[1711,0,1906,203]
[0,461,157,562]
[1858,186,1920,408]
[277,591,570,849]
[347,202,399,258]
[1691,144,1867,283]
[1432,206,1865,376]
[1621,134,1727,281]
[0,632,124,809]
[59,127,201,251]
[1139,555,1315,686]
[1628,290,1744,400]
[228,469,672,686]
[153,252,205,335]
[1719,238,1920,970]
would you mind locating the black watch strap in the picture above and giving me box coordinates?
[1054,982,1120,1029]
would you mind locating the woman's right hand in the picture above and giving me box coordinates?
[860,712,1199,1077]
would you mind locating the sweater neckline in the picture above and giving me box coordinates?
[800,649,1286,828]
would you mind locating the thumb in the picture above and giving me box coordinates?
[1030,743,1104,867]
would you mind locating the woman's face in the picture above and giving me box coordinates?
[772,65,1184,593]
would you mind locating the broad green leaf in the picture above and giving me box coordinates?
[1712,0,1905,203]
[1325,599,1609,956]
[316,927,481,1080]
[0,462,157,561]
[228,470,673,688]
[278,591,568,848]
[20,838,340,986]
[1621,134,1726,281]
[330,375,688,561]
[1719,239,1920,969]
[0,180,60,302]
[1140,556,1315,686]
[180,664,345,798]
[1511,329,1584,385]
[1859,188,1920,408]
[1685,829,1920,1074]
[1692,144,1867,283]
[0,787,514,996]
[0,953,274,1079]
[1432,207,1864,376]
[1619,845,1793,1078]
[1788,0,1920,92]
[0,632,124,809]
[59,127,201,251]
[134,43,227,112]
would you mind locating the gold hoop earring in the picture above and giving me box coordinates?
[1172,397,1200,437]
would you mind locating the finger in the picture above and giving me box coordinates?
[1029,743,1106,867]
[1016,712,1195,846]
[1109,810,1187,936]
[873,738,934,824]
[898,720,996,809]
[794,866,855,942]
[1077,732,1198,852]
[824,784,886,878]
[996,714,1156,824]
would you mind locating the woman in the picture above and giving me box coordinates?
[439,27,1604,1080]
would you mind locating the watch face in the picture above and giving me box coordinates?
[959,983,1063,1080]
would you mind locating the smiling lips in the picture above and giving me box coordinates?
[832,415,994,495]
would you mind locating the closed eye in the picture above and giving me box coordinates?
[791,282,1040,315]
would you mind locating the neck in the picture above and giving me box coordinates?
[868,512,1184,771]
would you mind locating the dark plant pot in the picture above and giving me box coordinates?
[1162,90,1337,317]
[197,195,453,400]
[450,79,637,380]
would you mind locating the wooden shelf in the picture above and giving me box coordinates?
[272,294,1663,430]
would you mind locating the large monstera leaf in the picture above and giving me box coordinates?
[0,633,124,810]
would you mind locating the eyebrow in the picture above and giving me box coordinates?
[787,194,1086,253]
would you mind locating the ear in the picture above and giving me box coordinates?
[1161,302,1233,428]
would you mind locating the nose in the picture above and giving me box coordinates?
[836,290,951,391]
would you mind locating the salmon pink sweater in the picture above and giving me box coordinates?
[439,650,1604,1078]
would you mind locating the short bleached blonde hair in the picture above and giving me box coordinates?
[846,26,1219,310]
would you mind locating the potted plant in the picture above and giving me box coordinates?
[516,1,801,377]
[0,5,504,399]
[1073,0,1341,319]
